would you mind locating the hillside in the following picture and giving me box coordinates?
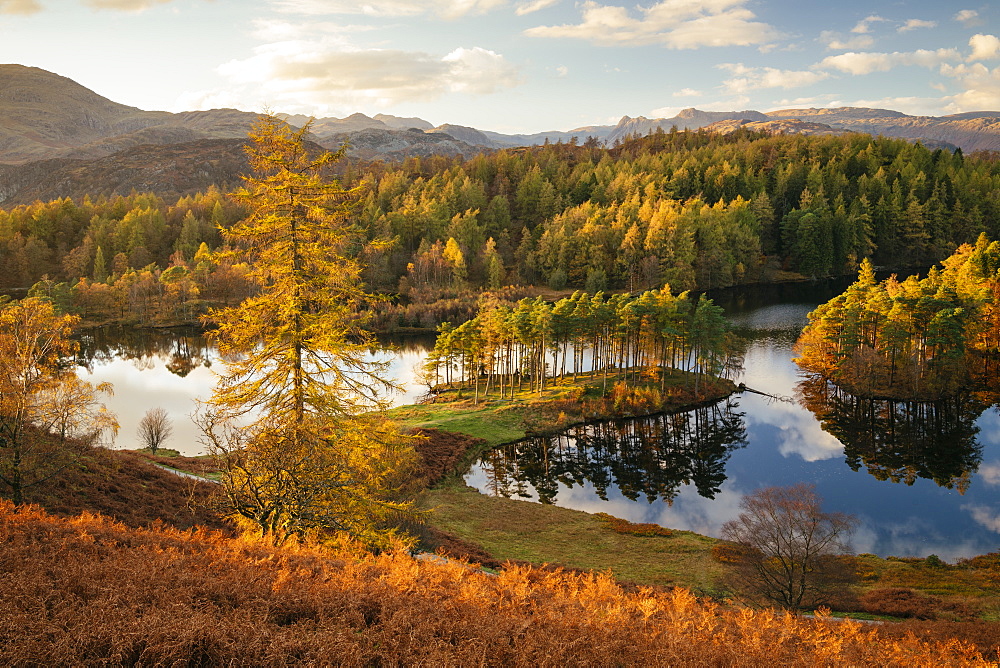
[0,499,990,665]
[0,64,170,163]
[0,138,252,205]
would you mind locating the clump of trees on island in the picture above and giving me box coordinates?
[423,287,742,403]
[795,235,1000,399]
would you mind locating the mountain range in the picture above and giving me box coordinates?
[2,63,1000,205]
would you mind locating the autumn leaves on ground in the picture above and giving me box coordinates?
[0,495,992,667]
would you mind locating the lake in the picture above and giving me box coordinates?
[75,281,1000,560]
[463,281,1000,561]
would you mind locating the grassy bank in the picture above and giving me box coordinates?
[385,371,737,593]
[420,479,723,592]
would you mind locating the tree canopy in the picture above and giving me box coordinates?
[795,236,1000,399]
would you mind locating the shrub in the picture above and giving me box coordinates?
[595,512,672,537]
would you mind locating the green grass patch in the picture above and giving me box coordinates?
[418,479,724,593]
[390,372,737,593]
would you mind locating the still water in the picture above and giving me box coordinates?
[75,329,434,458]
[76,281,1000,560]
[463,281,1000,560]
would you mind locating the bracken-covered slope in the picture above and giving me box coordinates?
[0,499,990,666]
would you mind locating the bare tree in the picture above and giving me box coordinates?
[719,484,858,610]
[137,407,173,455]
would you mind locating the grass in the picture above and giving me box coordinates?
[387,373,737,595]
[390,374,1000,626]
[418,479,723,593]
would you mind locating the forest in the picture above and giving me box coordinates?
[4,129,1000,329]
[795,237,1000,399]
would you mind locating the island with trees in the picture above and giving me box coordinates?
[795,237,1000,400]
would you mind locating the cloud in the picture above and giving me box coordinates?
[941,62,1000,112]
[969,34,1000,62]
[770,95,842,108]
[515,0,558,15]
[0,0,40,13]
[954,9,983,28]
[650,94,750,117]
[215,41,520,113]
[847,95,942,116]
[978,462,1000,486]
[83,0,172,8]
[898,19,936,33]
[270,0,507,19]
[720,63,829,93]
[819,48,961,75]
[524,0,779,49]
[819,31,874,51]
[964,504,1000,533]
[674,87,702,97]
[555,64,568,77]
[851,15,887,34]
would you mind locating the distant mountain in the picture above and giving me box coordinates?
[0,138,252,206]
[374,113,434,131]
[766,107,1000,153]
[426,124,504,148]
[605,109,770,144]
[3,63,1000,205]
[0,64,170,163]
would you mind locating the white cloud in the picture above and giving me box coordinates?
[964,504,1000,533]
[515,0,558,15]
[674,87,702,97]
[941,62,1000,112]
[770,95,842,109]
[720,63,829,93]
[978,462,1000,486]
[442,47,521,94]
[848,95,942,115]
[954,9,983,28]
[555,64,569,77]
[524,0,779,49]
[270,0,507,19]
[650,95,750,117]
[0,0,40,13]
[215,40,520,114]
[898,19,936,33]
[819,48,962,75]
[1,0,180,10]
[819,31,874,51]
[969,34,1000,62]
[851,15,887,34]
[83,0,172,8]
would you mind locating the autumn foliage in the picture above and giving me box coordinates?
[0,500,991,666]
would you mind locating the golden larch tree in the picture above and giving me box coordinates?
[200,114,416,547]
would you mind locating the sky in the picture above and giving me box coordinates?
[0,0,998,133]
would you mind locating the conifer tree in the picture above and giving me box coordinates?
[201,114,416,547]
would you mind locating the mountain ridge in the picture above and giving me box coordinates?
[3,64,1000,204]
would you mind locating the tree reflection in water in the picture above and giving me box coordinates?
[75,326,212,377]
[797,375,992,492]
[477,399,747,505]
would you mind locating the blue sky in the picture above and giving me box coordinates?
[0,0,997,133]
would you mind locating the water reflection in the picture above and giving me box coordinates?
[72,327,433,455]
[798,375,987,492]
[77,327,212,375]
[472,399,747,505]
